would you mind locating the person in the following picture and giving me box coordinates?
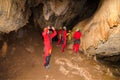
[56,27,62,46]
[73,28,82,53]
[42,26,57,69]
[67,30,72,42]
[61,26,67,52]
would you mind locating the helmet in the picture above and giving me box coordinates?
[76,28,80,31]
[63,26,66,30]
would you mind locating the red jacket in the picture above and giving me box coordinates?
[58,29,62,39]
[61,30,67,44]
[42,29,57,51]
[73,31,82,39]
[62,30,67,39]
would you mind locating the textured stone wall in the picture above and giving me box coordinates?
[74,0,120,56]
[0,0,31,33]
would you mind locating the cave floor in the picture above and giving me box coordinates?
[0,29,119,80]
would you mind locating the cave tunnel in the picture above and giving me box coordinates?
[0,0,120,80]
[66,0,101,30]
[30,0,101,30]
[0,0,101,45]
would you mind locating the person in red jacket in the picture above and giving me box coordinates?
[73,28,82,53]
[56,27,62,46]
[42,26,57,69]
[61,26,67,52]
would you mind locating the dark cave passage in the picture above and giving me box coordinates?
[27,0,101,30]
[66,0,101,30]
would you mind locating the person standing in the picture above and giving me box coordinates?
[42,26,57,68]
[67,30,72,41]
[61,26,67,52]
[56,27,62,46]
[73,28,82,53]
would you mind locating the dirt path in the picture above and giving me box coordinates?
[0,30,119,80]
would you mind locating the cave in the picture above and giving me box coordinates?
[0,0,120,80]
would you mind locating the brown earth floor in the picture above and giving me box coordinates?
[0,29,119,80]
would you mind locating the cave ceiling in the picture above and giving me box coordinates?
[0,0,100,33]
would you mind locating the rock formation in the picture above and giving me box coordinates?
[0,0,120,58]
[79,0,120,56]
[0,0,30,33]
[0,0,100,33]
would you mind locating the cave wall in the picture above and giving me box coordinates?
[76,0,120,55]
[0,0,31,33]
[0,0,45,33]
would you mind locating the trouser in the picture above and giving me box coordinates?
[61,43,66,52]
[43,47,52,66]
[57,39,61,46]
[44,54,51,66]
[73,44,80,53]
